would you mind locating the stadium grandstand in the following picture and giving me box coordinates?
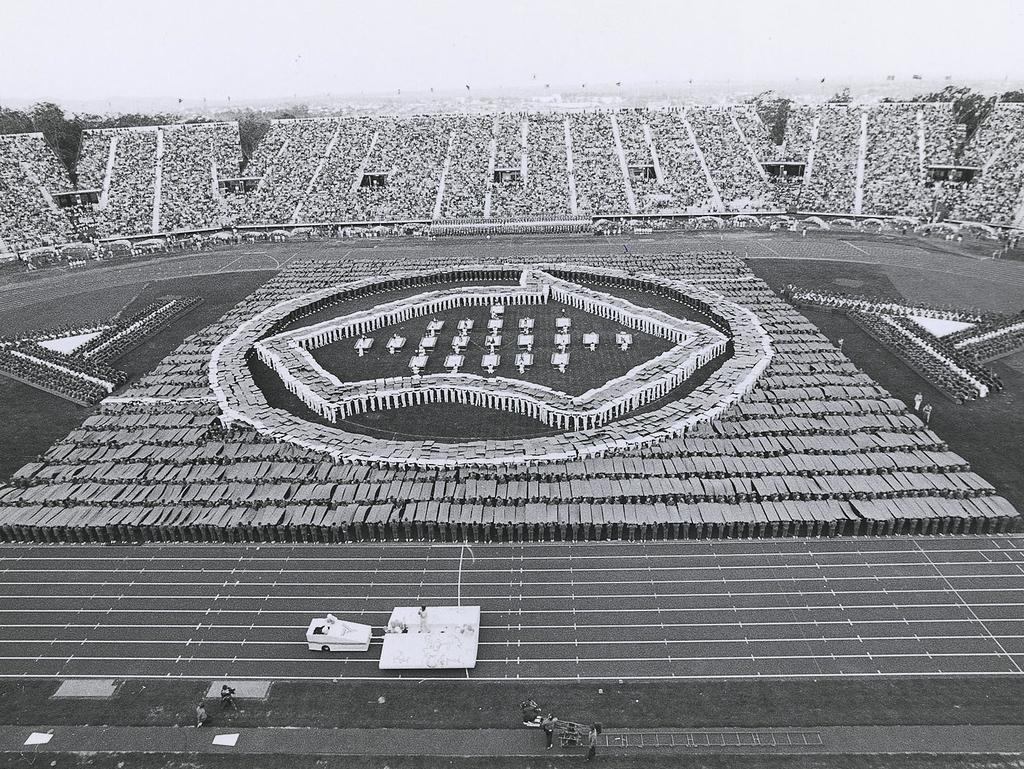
[1,102,1023,259]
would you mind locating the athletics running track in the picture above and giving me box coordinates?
[1,536,1024,681]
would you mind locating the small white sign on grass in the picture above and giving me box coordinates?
[212,733,239,747]
[24,732,53,746]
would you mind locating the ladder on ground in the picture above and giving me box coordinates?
[610,113,638,214]
[483,115,498,218]
[852,111,868,215]
[151,128,164,234]
[292,122,342,223]
[563,117,579,215]
[641,121,665,184]
[433,133,455,220]
[682,110,724,212]
[730,111,768,182]
[99,135,117,209]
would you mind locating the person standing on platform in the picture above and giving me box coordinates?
[913,392,923,412]
[922,403,933,425]
[418,605,428,633]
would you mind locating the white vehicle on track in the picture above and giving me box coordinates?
[306,614,372,652]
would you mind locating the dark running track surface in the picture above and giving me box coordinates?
[1,536,1024,681]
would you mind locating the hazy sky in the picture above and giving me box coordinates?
[1,0,1021,102]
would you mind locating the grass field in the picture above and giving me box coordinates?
[0,270,272,480]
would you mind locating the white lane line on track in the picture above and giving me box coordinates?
[0,616,1010,630]
[5,587,1024,601]
[914,541,1024,674]
[6,544,1023,561]
[4,572,1022,587]
[7,555,1024,571]
[0,671,1021,681]
[3,605,1022,620]
[0,651,1016,664]
[1,634,1022,649]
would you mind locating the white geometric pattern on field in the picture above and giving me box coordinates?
[256,268,726,430]
[908,315,975,338]
[210,264,773,467]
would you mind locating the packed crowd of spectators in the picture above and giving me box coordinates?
[566,112,630,215]
[760,105,817,210]
[687,107,771,211]
[486,113,528,217]
[295,117,378,223]
[159,122,241,232]
[615,110,658,211]
[438,114,490,219]
[233,118,344,224]
[921,103,960,165]
[0,134,75,252]
[862,105,923,215]
[341,116,448,222]
[2,105,1023,253]
[953,104,1024,224]
[643,110,713,212]
[78,127,158,236]
[523,114,574,214]
[801,105,862,213]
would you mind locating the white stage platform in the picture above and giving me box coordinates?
[379,606,481,669]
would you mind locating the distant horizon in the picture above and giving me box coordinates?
[1,0,1021,108]
[4,75,1024,118]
